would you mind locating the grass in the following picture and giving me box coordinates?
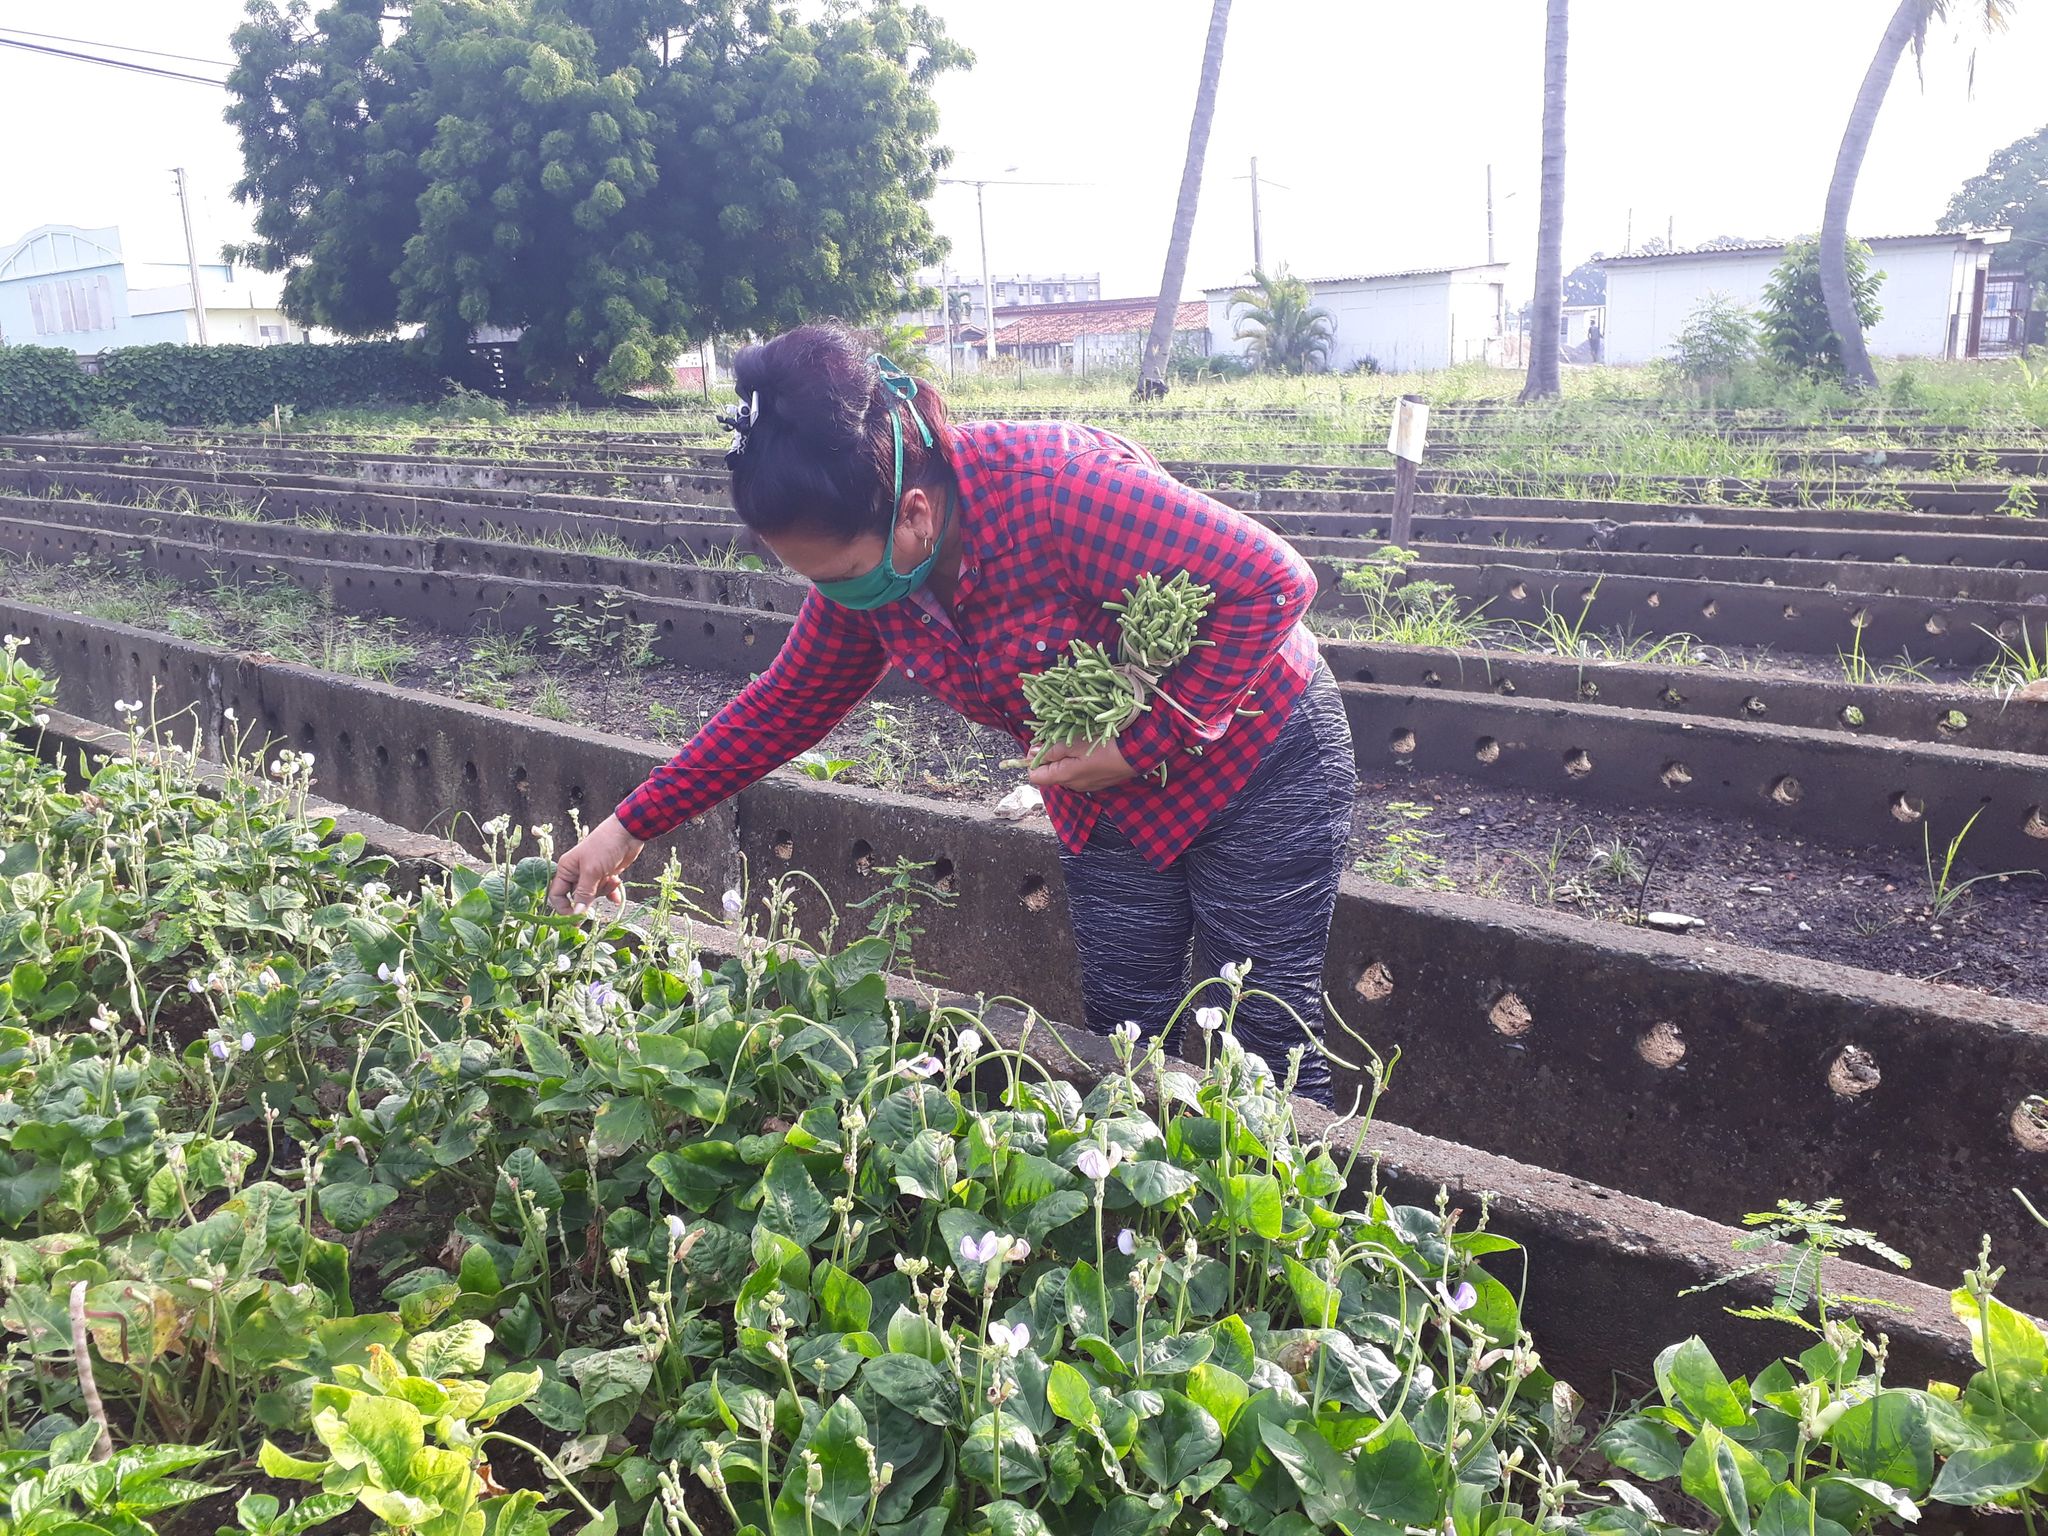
[1974,625,2048,692]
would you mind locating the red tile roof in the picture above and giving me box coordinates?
[921,297,1207,349]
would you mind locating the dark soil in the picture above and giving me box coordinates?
[1354,767,2048,1004]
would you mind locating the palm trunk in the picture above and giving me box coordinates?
[1823,0,1923,390]
[1519,0,1568,402]
[1139,0,1232,398]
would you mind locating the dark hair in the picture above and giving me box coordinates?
[725,324,953,540]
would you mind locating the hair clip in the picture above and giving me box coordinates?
[717,390,763,466]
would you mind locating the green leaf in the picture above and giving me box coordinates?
[1825,1389,1933,1496]
[1754,1484,1852,1536]
[590,1095,656,1158]
[758,1151,831,1249]
[1184,1363,1249,1437]
[258,1439,326,1481]
[961,1413,1044,1495]
[1593,1416,1685,1481]
[1665,1336,1749,1429]
[862,1353,959,1426]
[476,1369,542,1423]
[1258,1418,1353,1528]
[571,1346,654,1436]
[1931,1438,2048,1503]
[800,1395,875,1531]
[314,1179,397,1233]
[1351,1417,1440,1526]
[648,1141,747,1212]
[492,1147,563,1223]
[1133,1390,1220,1488]
[1047,1360,1098,1427]
[885,1307,949,1366]
[457,1242,502,1299]
[1017,1190,1089,1243]
[982,1501,1047,1536]
[893,1129,958,1201]
[1282,1258,1341,1329]
[406,1320,491,1378]
[1116,1159,1198,1208]
[815,1261,873,1334]
[1221,1174,1284,1240]
[1680,1425,1770,1533]
[1952,1287,2048,1370]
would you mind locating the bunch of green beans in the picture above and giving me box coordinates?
[1104,570,1216,673]
[1012,573,1217,767]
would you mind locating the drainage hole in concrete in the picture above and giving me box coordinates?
[2012,1096,2048,1154]
[1389,728,1416,756]
[2024,806,2048,840]
[851,838,874,877]
[933,858,957,896]
[1701,599,1719,619]
[772,830,794,861]
[1840,706,1865,728]
[1658,686,1686,708]
[1645,591,1661,609]
[299,721,316,749]
[1488,991,1533,1038]
[1743,696,1767,717]
[1475,737,1500,765]
[1660,760,1693,789]
[1020,874,1051,912]
[374,744,390,768]
[743,625,757,647]
[1937,710,1969,738]
[1578,680,1600,700]
[412,747,429,770]
[1421,670,1442,688]
[1827,1045,1881,1098]
[1890,792,1925,824]
[463,760,478,783]
[1353,668,1374,684]
[1563,749,1593,779]
[1495,678,1517,695]
[1354,961,1394,1002]
[1507,583,1528,602]
[1997,618,2023,642]
[338,731,353,756]
[1850,608,1870,629]
[513,766,530,797]
[1769,775,1803,806]
[1637,1022,1686,1069]
[1782,605,1799,621]
[1925,612,1949,636]
[702,621,716,638]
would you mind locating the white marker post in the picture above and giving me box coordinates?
[1386,393,1430,549]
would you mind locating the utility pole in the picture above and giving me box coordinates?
[1486,163,1495,264]
[1624,207,1633,255]
[171,167,209,345]
[974,182,995,366]
[1248,155,1264,271]
[941,265,955,380]
[1667,214,1674,252]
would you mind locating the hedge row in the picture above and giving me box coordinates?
[0,341,466,432]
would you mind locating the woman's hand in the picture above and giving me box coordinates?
[1028,739,1138,793]
[548,814,647,914]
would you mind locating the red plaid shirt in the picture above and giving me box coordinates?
[615,421,1319,869]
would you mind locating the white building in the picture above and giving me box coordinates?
[1202,264,1510,374]
[0,223,311,353]
[1597,231,2012,365]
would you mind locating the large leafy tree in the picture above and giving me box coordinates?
[1229,267,1334,374]
[1762,237,1885,375]
[225,0,968,392]
[1943,122,2048,289]
[1820,0,2014,390]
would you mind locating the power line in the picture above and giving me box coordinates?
[0,35,229,87]
[0,25,234,69]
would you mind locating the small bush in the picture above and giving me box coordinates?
[1672,294,1759,387]
[83,404,161,440]
[1760,237,1884,375]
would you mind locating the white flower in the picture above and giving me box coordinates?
[482,814,511,837]
[89,1003,117,1032]
[376,961,403,984]
[32,713,48,727]
[239,1031,257,1051]
[666,1213,689,1243]
[684,957,705,986]
[1117,1227,1137,1257]
[257,968,280,990]
[1077,1145,1120,1181]
[987,1321,1031,1356]
[554,955,571,973]
[1195,1006,1224,1033]
[222,707,236,722]
[958,1231,1004,1266]
[186,976,205,995]
[1113,1021,1141,1047]
[1220,960,1247,986]
[721,888,743,918]
[955,1029,982,1057]
[898,1053,944,1079]
[1005,1236,1031,1263]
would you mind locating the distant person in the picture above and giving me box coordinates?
[548,324,1355,1102]
[1587,318,1604,363]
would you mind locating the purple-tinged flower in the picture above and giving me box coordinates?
[898,1053,944,1079]
[210,1039,231,1061]
[1449,1281,1478,1314]
[1005,1236,1031,1263]
[239,1031,257,1052]
[1077,1145,1118,1181]
[1195,1006,1224,1033]
[1113,1021,1141,1047]
[721,888,743,918]
[1117,1228,1137,1257]
[186,976,205,995]
[958,1231,1004,1266]
[987,1321,1031,1356]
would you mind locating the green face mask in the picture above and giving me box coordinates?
[815,357,951,611]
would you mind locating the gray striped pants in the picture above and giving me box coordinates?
[1059,663,1356,1105]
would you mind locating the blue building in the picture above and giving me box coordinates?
[0,223,309,353]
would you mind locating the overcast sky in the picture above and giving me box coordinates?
[2,1,2044,300]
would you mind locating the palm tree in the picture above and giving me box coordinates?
[1823,0,2015,390]
[946,289,973,329]
[1138,0,1232,399]
[1520,0,1569,401]
[1230,267,1335,373]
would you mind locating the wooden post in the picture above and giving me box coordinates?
[1386,393,1429,548]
